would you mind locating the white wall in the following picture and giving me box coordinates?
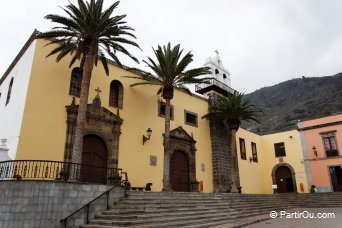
[0,40,36,159]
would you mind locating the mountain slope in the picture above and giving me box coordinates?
[242,73,342,134]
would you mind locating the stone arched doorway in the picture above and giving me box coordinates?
[169,126,199,192]
[171,150,190,192]
[64,97,123,184]
[272,163,297,193]
[81,134,108,184]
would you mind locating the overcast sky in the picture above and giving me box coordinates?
[1,0,342,93]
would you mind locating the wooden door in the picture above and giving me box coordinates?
[330,166,342,192]
[171,151,190,192]
[81,134,107,184]
[275,166,294,193]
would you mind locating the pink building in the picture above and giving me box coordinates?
[298,114,342,192]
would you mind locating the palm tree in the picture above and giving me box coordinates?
[202,91,263,192]
[124,43,211,191]
[36,0,140,169]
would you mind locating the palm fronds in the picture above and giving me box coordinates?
[202,91,263,125]
[124,42,212,98]
[36,0,140,75]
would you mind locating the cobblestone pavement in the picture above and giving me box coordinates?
[246,208,342,228]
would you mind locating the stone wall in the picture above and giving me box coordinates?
[208,93,240,192]
[0,181,125,228]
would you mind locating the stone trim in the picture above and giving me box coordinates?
[169,126,199,192]
[271,163,298,193]
[64,102,123,177]
[184,110,198,127]
[158,100,174,120]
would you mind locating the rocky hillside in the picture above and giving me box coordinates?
[242,73,342,134]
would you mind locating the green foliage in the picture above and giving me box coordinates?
[123,43,212,98]
[202,92,263,126]
[36,0,140,75]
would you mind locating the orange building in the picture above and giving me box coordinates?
[298,114,342,192]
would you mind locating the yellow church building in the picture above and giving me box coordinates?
[0,31,309,193]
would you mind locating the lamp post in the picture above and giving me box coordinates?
[143,128,152,145]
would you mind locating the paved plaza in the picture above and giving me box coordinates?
[247,208,342,228]
[213,208,342,228]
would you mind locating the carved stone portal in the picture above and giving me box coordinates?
[64,99,123,170]
[169,126,199,192]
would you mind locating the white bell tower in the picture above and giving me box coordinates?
[196,51,234,96]
[204,50,231,87]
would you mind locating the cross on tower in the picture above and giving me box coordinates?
[215,49,219,55]
[95,86,102,96]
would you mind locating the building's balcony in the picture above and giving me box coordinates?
[195,78,235,96]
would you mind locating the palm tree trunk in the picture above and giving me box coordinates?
[230,128,239,193]
[163,98,172,191]
[70,49,94,180]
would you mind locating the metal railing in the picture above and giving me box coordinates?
[0,160,128,185]
[195,78,235,95]
[60,185,126,228]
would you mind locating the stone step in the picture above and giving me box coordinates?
[88,213,234,227]
[99,208,235,219]
[90,206,290,227]
[79,192,342,228]
[84,207,283,228]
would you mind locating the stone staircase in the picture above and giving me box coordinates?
[80,191,342,228]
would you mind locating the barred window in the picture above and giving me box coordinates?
[274,142,286,157]
[321,132,338,157]
[158,101,174,120]
[239,138,246,160]
[184,110,198,127]
[69,68,82,97]
[109,80,123,108]
[252,142,258,162]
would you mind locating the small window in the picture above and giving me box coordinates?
[223,74,227,79]
[6,78,14,106]
[274,142,286,157]
[109,80,124,108]
[184,110,198,127]
[158,101,174,120]
[251,142,258,162]
[215,69,219,74]
[321,132,338,157]
[69,68,82,97]
[239,138,246,160]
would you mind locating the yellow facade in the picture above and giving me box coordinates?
[236,129,309,194]
[11,38,308,193]
[236,128,266,194]
[15,39,214,192]
[261,130,309,193]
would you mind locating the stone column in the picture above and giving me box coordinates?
[208,93,240,192]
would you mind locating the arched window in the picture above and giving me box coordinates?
[6,78,14,106]
[69,67,83,97]
[223,74,227,79]
[215,69,219,74]
[109,80,123,108]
